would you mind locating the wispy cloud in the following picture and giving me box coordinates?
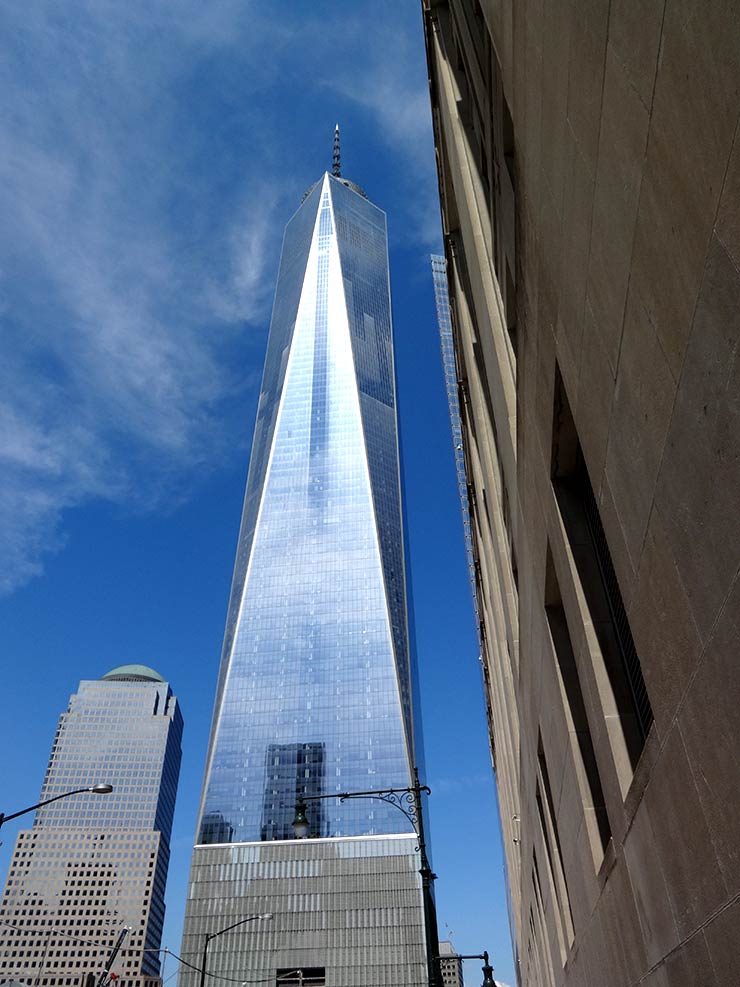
[204,182,282,325]
[0,1,282,592]
[0,2,439,593]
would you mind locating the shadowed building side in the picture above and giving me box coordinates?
[422,0,740,983]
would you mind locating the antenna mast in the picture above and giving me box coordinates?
[332,124,341,177]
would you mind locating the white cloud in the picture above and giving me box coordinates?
[0,0,281,593]
[204,182,282,326]
[0,2,440,593]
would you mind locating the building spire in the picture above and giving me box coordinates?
[332,123,341,177]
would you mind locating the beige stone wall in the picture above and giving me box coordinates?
[423,0,740,983]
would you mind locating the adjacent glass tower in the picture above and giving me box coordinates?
[0,665,183,987]
[180,163,428,987]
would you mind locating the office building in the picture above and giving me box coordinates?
[438,942,463,987]
[422,0,740,983]
[0,665,183,987]
[179,144,430,987]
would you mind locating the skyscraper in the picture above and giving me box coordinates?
[0,665,183,987]
[179,146,430,987]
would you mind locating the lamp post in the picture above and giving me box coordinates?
[292,767,440,987]
[457,951,496,987]
[198,913,272,987]
[95,926,130,987]
[0,784,113,830]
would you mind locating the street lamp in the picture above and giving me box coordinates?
[0,784,114,830]
[199,913,272,987]
[457,951,496,987]
[292,768,440,987]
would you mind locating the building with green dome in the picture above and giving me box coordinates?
[0,667,183,987]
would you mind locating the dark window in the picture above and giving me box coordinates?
[536,738,574,948]
[276,969,325,987]
[530,850,559,981]
[545,546,611,856]
[502,95,515,185]
[551,367,653,776]
[505,258,517,355]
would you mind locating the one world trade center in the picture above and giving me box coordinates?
[180,135,433,987]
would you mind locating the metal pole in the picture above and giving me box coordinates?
[95,927,129,987]
[412,768,441,987]
[293,771,441,987]
[33,915,58,987]
[0,786,113,829]
[199,934,212,987]
[199,913,271,987]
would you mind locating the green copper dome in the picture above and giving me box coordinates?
[101,664,165,683]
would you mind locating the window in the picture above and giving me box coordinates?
[535,738,574,952]
[530,851,557,985]
[551,366,653,792]
[545,546,611,860]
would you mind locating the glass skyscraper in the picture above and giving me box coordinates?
[0,665,183,987]
[180,163,429,987]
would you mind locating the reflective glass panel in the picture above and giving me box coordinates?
[199,175,416,843]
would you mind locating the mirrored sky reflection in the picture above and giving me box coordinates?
[199,175,417,844]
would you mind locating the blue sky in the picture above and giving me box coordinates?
[0,3,515,983]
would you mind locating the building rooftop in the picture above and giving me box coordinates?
[101,664,166,683]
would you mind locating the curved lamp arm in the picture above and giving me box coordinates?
[0,785,113,829]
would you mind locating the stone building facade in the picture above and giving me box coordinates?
[422,0,740,983]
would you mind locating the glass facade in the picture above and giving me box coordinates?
[197,173,418,845]
[431,254,481,643]
[180,171,428,987]
[0,667,183,987]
